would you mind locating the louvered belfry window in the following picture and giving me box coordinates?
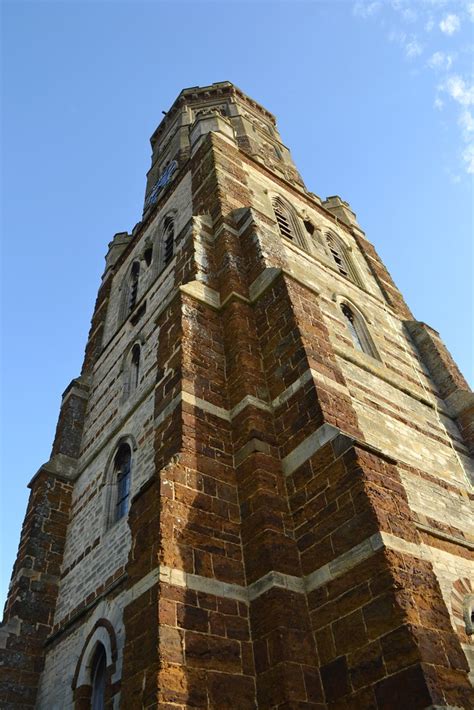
[326,233,361,286]
[273,197,295,241]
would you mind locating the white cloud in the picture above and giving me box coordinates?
[461,143,474,172]
[427,51,453,69]
[354,1,473,176]
[443,75,474,106]
[405,38,423,58]
[439,13,461,34]
[353,1,381,18]
[459,109,474,133]
[401,7,417,23]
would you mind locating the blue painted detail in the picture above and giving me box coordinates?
[144,160,178,208]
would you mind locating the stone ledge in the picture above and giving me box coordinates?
[281,423,340,476]
[416,522,474,552]
[234,437,272,467]
[29,453,79,487]
[123,529,430,609]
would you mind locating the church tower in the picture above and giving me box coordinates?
[1,82,473,709]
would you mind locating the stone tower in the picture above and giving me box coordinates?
[1,82,473,710]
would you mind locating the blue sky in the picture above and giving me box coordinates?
[1,0,473,609]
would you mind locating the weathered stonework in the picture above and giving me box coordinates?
[1,82,473,709]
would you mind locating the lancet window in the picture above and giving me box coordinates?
[272,196,306,249]
[340,303,378,358]
[113,444,132,522]
[326,233,360,284]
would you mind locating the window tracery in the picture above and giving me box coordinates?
[326,233,360,285]
[272,196,306,249]
[340,303,378,358]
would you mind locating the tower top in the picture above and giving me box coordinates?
[150,81,276,148]
[144,81,304,217]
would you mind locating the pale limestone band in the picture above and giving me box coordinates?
[180,269,452,418]
[158,368,344,427]
[125,530,438,609]
[158,383,467,478]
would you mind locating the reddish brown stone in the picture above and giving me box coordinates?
[320,656,350,703]
[374,664,433,709]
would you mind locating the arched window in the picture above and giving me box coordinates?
[340,303,378,358]
[162,216,175,267]
[128,261,140,312]
[113,444,132,522]
[272,196,306,249]
[326,233,360,284]
[463,594,474,635]
[273,197,294,240]
[91,643,107,710]
[144,246,153,267]
[130,344,141,392]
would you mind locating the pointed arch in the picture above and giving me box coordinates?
[271,195,307,250]
[162,213,175,268]
[451,578,474,637]
[118,259,141,325]
[72,619,117,693]
[90,643,107,710]
[339,300,379,359]
[325,231,361,285]
[103,435,137,529]
[120,336,145,401]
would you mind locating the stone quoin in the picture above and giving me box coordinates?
[1,82,473,709]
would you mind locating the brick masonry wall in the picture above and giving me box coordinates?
[3,103,473,709]
[0,472,72,708]
[290,437,473,708]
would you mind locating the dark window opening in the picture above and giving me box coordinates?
[304,220,315,235]
[114,445,131,521]
[340,303,377,358]
[129,301,146,327]
[128,262,140,312]
[144,247,153,267]
[131,344,141,391]
[273,198,294,241]
[326,235,353,279]
[341,304,364,352]
[91,644,106,710]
